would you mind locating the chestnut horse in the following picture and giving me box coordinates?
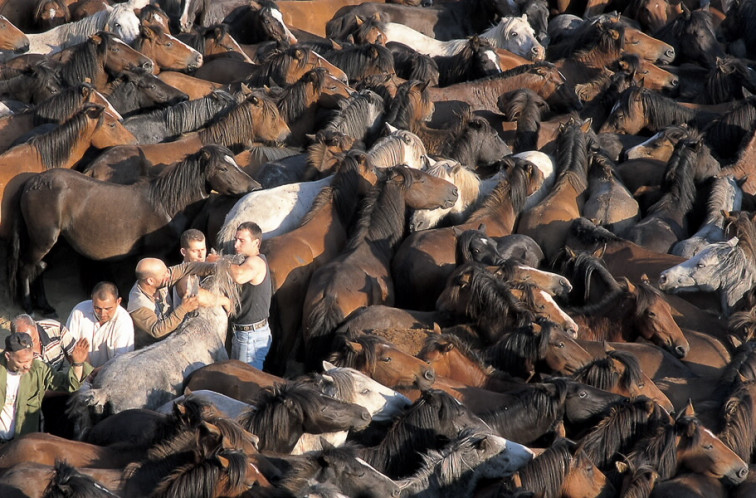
[132,24,203,74]
[0,104,135,240]
[0,14,28,54]
[9,145,257,314]
[301,166,458,367]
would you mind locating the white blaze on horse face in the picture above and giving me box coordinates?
[537,289,579,336]
[270,7,298,45]
[93,90,123,121]
[626,130,664,159]
[484,49,503,72]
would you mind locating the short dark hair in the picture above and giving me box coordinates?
[180,229,206,249]
[236,222,262,242]
[5,332,33,352]
[92,281,119,301]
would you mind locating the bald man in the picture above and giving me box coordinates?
[127,257,217,348]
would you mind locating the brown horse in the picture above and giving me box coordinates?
[392,158,546,310]
[9,145,257,314]
[572,344,674,412]
[517,117,593,263]
[0,14,28,53]
[185,360,284,404]
[263,151,378,374]
[132,24,203,74]
[84,91,291,178]
[0,104,135,240]
[0,433,144,469]
[158,70,223,99]
[328,333,437,391]
[176,23,251,63]
[301,166,458,367]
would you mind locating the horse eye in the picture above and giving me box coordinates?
[381,357,392,362]
[557,342,565,348]
[579,391,587,398]
[638,383,645,389]
[704,444,714,450]
[646,310,656,317]
[361,389,370,395]
[166,42,172,47]
[696,262,705,268]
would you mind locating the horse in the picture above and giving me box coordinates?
[24,2,142,55]
[321,89,385,145]
[132,24,202,74]
[0,104,135,241]
[397,429,534,497]
[261,151,378,373]
[238,382,370,453]
[392,158,546,311]
[0,15,28,55]
[571,345,674,412]
[175,24,251,63]
[101,68,189,119]
[582,150,639,236]
[623,139,699,253]
[328,333,437,391]
[221,1,297,45]
[659,212,756,317]
[516,117,593,263]
[569,276,690,359]
[304,42,395,83]
[495,439,614,498]
[654,6,725,68]
[672,175,744,258]
[9,145,256,314]
[122,88,239,145]
[367,125,428,170]
[0,60,62,104]
[626,402,748,484]
[301,166,458,366]
[409,160,483,231]
[429,36,502,86]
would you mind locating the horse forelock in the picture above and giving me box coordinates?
[573,356,618,390]
[421,333,494,374]
[33,83,94,126]
[151,451,228,498]
[320,368,356,401]
[721,381,756,460]
[29,106,93,169]
[631,280,663,319]
[608,350,643,389]
[628,423,678,479]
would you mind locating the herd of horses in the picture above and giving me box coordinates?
[1,0,756,495]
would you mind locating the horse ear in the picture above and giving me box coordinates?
[432,322,442,334]
[592,243,607,260]
[742,86,754,98]
[322,360,336,371]
[679,399,696,418]
[371,12,381,21]
[452,226,464,237]
[249,95,260,106]
[603,341,616,353]
[620,277,637,295]
[640,274,651,285]
[216,455,230,469]
[346,341,364,353]
[615,460,629,474]
[294,48,305,60]
[477,223,487,234]
[79,85,92,98]
[385,122,398,134]
[346,34,355,43]
[440,341,454,353]
[331,39,343,51]
[725,397,740,416]
[85,105,105,119]
[565,246,576,259]
[141,24,156,39]
[369,45,379,59]
[608,29,620,40]
[580,118,592,133]
[355,15,364,26]
[90,33,104,45]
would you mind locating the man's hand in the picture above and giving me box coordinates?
[181,294,200,312]
[70,338,90,365]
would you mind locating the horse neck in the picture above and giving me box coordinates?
[349,181,408,260]
[572,292,638,340]
[146,159,209,218]
[462,180,520,235]
[278,82,319,123]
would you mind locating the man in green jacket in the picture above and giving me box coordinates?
[0,332,92,440]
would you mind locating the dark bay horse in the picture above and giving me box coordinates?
[391,158,545,310]
[262,151,379,374]
[301,165,458,367]
[9,145,258,314]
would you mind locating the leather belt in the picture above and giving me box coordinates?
[232,318,268,331]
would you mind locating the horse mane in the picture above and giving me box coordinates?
[578,396,667,468]
[273,67,328,123]
[345,166,413,252]
[705,97,756,155]
[326,43,394,80]
[467,161,531,224]
[200,92,282,147]
[627,421,682,479]
[146,147,211,215]
[568,217,625,246]
[555,248,621,303]
[27,105,98,169]
[33,83,96,126]
[419,333,496,376]
[368,130,426,168]
[719,378,756,461]
[434,36,497,83]
[60,31,114,86]
[554,119,591,190]
[43,460,114,498]
[485,320,550,376]
[473,61,556,83]
[323,89,385,139]
[645,140,697,217]
[621,87,698,131]
[132,24,167,51]
[327,333,385,375]
[159,90,238,138]
[500,88,547,152]
[548,18,624,60]
[45,7,120,47]
[298,151,364,228]
[384,80,432,130]
[249,47,315,86]
[705,56,756,104]
[152,448,248,498]
[516,438,574,497]
[572,350,643,392]
[390,45,439,86]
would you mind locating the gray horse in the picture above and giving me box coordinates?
[67,259,240,439]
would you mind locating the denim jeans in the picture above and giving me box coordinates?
[231,323,272,371]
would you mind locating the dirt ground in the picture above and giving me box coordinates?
[0,243,89,338]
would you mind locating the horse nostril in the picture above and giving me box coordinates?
[452,187,459,197]
[361,410,371,421]
[670,78,679,87]
[665,48,675,59]
[739,467,749,479]
[659,274,667,285]
[674,346,686,358]
[142,60,154,71]
[423,368,435,381]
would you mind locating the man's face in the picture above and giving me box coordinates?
[234,230,258,257]
[5,349,33,375]
[181,239,207,262]
[93,295,121,325]
[150,263,171,289]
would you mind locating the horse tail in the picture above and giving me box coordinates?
[303,295,345,371]
[66,384,109,440]
[7,187,31,304]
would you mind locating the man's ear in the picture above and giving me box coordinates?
[180,248,187,258]
[116,297,122,306]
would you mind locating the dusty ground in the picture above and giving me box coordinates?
[0,244,88,337]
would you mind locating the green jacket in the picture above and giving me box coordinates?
[0,355,93,438]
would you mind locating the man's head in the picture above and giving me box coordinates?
[10,314,40,352]
[180,229,207,263]
[135,258,171,290]
[4,332,34,375]
[91,281,121,325]
[234,222,262,257]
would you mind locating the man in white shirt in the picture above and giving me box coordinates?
[66,281,134,368]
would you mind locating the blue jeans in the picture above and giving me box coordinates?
[231,323,272,371]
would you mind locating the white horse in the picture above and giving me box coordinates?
[410,160,484,231]
[25,2,142,55]
[514,150,555,210]
[370,124,428,169]
[381,16,544,61]
[216,175,334,250]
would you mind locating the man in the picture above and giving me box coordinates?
[0,332,92,440]
[127,257,226,348]
[179,229,208,263]
[228,222,272,370]
[10,315,76,373]
[66,281,134,368]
